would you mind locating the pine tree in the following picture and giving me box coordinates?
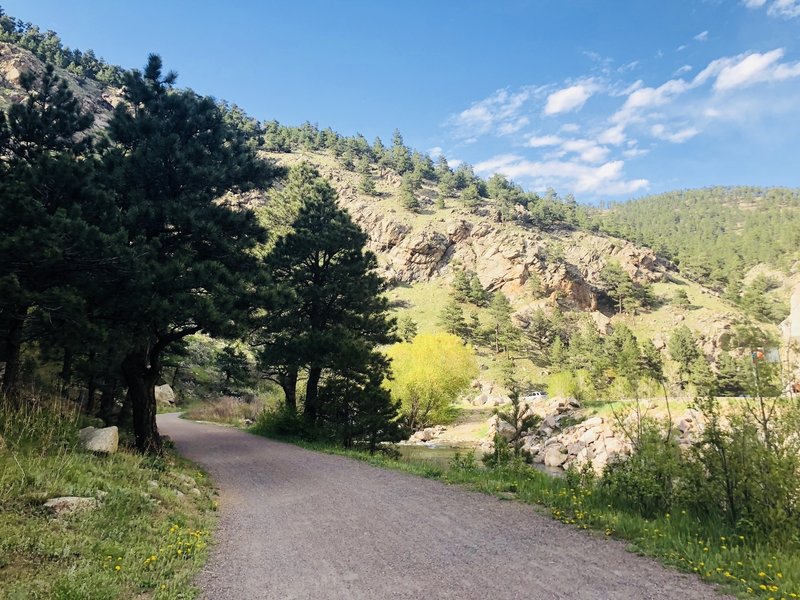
[451,267,471,302]
[391,129,412,174]
[668,325,700,389]
[318,353,401,452]
[257,163,396,425]
[0,64,108,402]
[460,183,482,212]
[103,55,277,453]
[397,315,418,342]
[438,299,466,339]
[467,274,488,306]
[400,174,420,211]
[488,292,518,354]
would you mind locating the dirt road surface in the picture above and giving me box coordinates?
[158,413,725,600]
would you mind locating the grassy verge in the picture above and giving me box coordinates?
[250,428,798,600]
[0,402,217,600]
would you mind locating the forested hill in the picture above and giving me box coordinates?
[598,187,800,290]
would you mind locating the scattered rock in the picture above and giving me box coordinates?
[44,496,98,516]
[78,426,119,454]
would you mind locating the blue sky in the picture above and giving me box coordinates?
[3,0,800,202]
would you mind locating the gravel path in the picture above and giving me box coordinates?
[158,413,726,600]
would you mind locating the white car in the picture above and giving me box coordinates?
[522,391,547,402]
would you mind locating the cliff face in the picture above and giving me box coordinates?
[266,152,670,314]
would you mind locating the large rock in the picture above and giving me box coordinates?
[44,496,99,516]
[155,384,176,406]
[78,426,118,453]
[544,445,568,467]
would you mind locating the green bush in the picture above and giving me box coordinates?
[601,423,689,518]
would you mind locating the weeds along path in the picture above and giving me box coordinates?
[158,413,726,600]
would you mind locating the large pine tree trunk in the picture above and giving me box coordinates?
[304,366,322,422]
[279,367,298,411]
[1,304,29,406]
[122,349,163,454]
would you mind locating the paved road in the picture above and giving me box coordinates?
[158,413,725,600]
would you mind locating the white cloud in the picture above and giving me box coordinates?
[622,147,649,158]
[598,124,627,145]
[651,124,701,143]
[674,65,693,76]
[560,123,581,133]
[544,84,593,115]
[694,30,709,42]
[711,49,800,91]
[428,146,443,159]
[497,116,530,135]
[449,87,535,137]
[744,0,800,17]
[473,154,648,196]
[561,139,610,163]
[526,134,563,147]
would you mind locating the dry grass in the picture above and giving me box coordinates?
[183,396,269,426]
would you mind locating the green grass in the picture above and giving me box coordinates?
[249,428,799,600]
[0,401,216,600]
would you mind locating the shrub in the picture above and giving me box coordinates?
[601,423,689,518]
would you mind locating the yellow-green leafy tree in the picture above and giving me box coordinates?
[385,333,478,430]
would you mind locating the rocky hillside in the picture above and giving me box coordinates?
[260,151,767,367]
[0,38,773,378]
[0,41,120,127]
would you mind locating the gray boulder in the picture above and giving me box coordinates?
[79,426,118,454]
[155,384,176,406]
[44,496,99,516]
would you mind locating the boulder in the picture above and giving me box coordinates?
[44,496,99,516]
[78,426,118,454]
[582,416,603,428]
[544,445,567,467]
[155,384,176,406]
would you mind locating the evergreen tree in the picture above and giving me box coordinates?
[400,174,420,211]
[673,288,691,309]
[0,65,110,402]
[451,267,472,302]
[460,183,482,212]
[549,336,567,369]
[600,261,635,314]
[716,353,745,396]
[668,325,700,389]
[467,274,489,306]
[397,315,418,342]
[391,129,412,174]
[438,299,466,339]
[689,355,717,396]
[103,55,277,453]
[487,292,518,354]
[317,352,402,452]
[256,163,396,425]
